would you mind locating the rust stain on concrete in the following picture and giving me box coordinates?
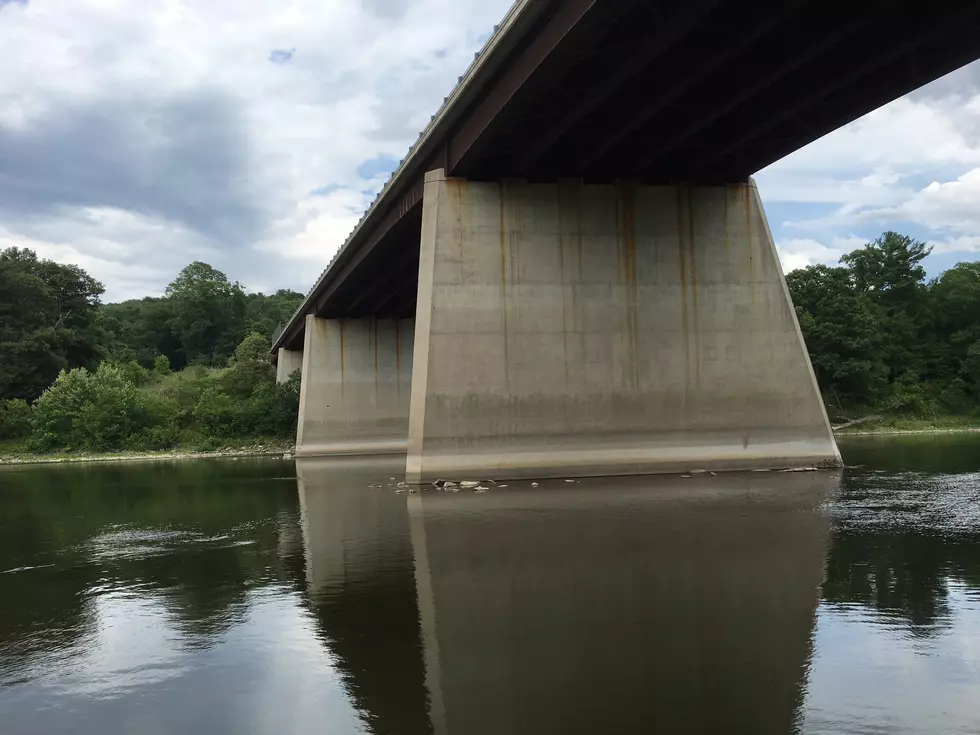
[618,183,639,389]
[686,187,701,386]
[675,187,690,401]
[374,319,380,401]
[498,183,510,391]
[395,320,402,398]
[744,185,756,306]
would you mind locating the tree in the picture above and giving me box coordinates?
[244,289,304,341]
[165,262,246,365]
[787,264,888,411]
[840,232,931,382]
[0,248,106,401]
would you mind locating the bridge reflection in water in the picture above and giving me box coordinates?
[297,458,840,735]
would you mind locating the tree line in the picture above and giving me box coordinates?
[3,233,980,451]
[787,232,980,419]
[0,248,304,451]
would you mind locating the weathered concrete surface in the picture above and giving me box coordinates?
[406,169,839,482]
[276,347,303,384]
[296,315,414,457]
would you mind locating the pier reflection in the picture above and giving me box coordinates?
[297,459,838,735]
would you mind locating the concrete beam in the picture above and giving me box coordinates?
[406,169,839,483]
[276,347,303,384]
[296,315,414,457]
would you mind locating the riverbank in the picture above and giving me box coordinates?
[0,441,294,467]
[833,415,980,436]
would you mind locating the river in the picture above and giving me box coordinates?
[1,435,979,734]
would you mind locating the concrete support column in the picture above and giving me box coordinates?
[276,347,303,383]
[406,169,839,483]
[296,315,414,457]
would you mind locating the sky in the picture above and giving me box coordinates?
[2,0,980,302]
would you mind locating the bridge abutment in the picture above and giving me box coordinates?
[295,314,414,458]
[405,169,839,483]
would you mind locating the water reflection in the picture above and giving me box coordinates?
[297,459,839,734]
[3,441,980,734]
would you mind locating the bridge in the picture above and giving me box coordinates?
[272,0,980,483]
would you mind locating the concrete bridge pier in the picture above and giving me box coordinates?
[295,315,414,458]
[405,169,840,483]
[276,347,303,383]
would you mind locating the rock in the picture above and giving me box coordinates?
[396,481,409,488]
[474,485,490,491]
[709,472,718,476]
[531,482,539,488]
[780,466,819,473]
[408,488,417,494]
[459,480,480,488]
[498,484,508,488]
[395,489,407,494]
[681,474,692,478]
[282,453,292,460]
[690,469,707,474]
[443,481,457,488]
[564,479,576,483]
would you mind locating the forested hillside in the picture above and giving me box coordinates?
[2,232,980,454]
[0,247,303,451]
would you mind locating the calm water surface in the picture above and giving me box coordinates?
[1,435,979,734]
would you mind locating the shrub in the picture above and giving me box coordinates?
[30,363,169,452]
[118,360,150,387]
[152,355,172,376]
[192,388,238,437]
[0,399,33,440]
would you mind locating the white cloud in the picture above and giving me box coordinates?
[2,0,980,300]
[0,0,511,300]
[776,236,868,273]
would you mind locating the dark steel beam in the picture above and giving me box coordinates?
[345,243,421,315]
[630,10,874,176]
[576,2,799,173]
[275,180,424,349]
[687,0,980,177]
[312,180,424,315]
[517,0,720,170]
[446,0,600,174]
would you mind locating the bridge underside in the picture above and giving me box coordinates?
[276,0,980,478]
[275,0,980,338]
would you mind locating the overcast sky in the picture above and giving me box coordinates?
[2,0,980,302]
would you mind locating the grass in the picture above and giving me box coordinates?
[0,438,294,466]
[834,414,980,435]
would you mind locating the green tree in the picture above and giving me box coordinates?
[0,248,106,401]
[153,355,172,376]
[787,265,888,411]
[244,289,304,341]
[30,363,174,452]
[840,232,931,382]
[165,262,246,366]
[0,399,32,440]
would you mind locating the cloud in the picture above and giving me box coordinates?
[0,0,512,301]
[1,0,979,300]
[759,73,980,275]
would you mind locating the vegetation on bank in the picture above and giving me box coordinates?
[1,249,303,456]
[787,232,980,424]
[0,333,300,455]
[3,230,980,458]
